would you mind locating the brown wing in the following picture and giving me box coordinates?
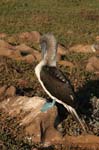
[40,66,75,107]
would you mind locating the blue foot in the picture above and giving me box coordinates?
[41,99,56,112]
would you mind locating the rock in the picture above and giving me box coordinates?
[0,96,99,148]
[57,44,67,61]
[86,56,99,72]
[0,39,21,59]
[33,50,41,61]
[5,86,16,97]
[94,44,99,51]
[31,31,41,43]
[0,33,7,39]
[0,47,21,59]
[0,39,40,60]
[57,44,67,56]
[9,50,21,58]
[96,35,99,41]
[91,43,99,52]
[0,96,61,144]
[0,85,7,96]
[19,32,32,41]
[19,31,41,43]
[64,134,99,150]
[86,63,94,72]
[13,53,36,63]
[25,105,61,144]
[22,54,36,63]
[15,44,41,62]
[0,47,12,56]
[0,39,14,50]
[70,44,95,53]
[59,60,74,68]
[15,43,33,54]
[0,47,35,62]
[57,53,62,61]
[7,35,19,45]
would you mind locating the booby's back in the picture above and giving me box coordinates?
[40,65,75,107]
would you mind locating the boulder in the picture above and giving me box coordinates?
[7,35,19,45]
[0,96,99,148]
[22,54,36,63]
[0,85,7,96]
[0,47,21,58]
[5,86,16,97]
[33,50,41,61]
[64,134,99,148]
[31,31,41,43]
[0,39,14,50]
[0,96,61,144]
[0,33,7,39]
[19,32,33,41]
[91,43,99,52]
[86,56,99,72]
[19,31,41,43]
[70,44,96,53]
[96,35,99,41]
[9,50,21,58]
[15,43,41,61]
[57,44,67,56]
[15,43,33,54]
[0,47,12,57]
[57,44,67,61]
[59,60,74,68]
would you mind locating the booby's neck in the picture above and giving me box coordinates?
[35,33,57,81]
[40,33,57,67]
[35,59,57,82]
[43,55,57,66]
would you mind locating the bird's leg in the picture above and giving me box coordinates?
[41,99,56,112]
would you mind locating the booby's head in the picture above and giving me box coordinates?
[40,33,57,66]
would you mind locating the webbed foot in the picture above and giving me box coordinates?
[41,99,56,112]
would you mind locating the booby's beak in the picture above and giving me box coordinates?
[40,40,47,58]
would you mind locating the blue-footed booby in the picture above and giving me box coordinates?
[35,33,86,132]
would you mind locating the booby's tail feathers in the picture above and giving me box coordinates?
[63,103,86,132]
